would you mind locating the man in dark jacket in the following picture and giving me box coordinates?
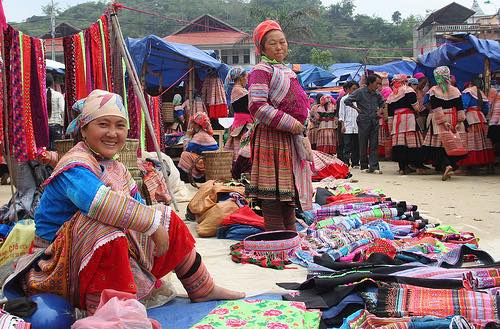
[344,74,385,173]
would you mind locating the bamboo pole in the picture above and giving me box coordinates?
[484,58,491,94]
[110,10,179,211]
[0,27,18,221]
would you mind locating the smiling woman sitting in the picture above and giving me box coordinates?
[25,89,243,314]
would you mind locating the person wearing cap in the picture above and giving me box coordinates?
[25,90,244,314]
[247,20,312,231]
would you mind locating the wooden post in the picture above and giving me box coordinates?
[0,27,18,221]
[189,61,195,115]
[484,58,491,94]
[110,10,179,211]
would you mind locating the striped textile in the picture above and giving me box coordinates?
[373,286,499,328]
[247,124,295,202]
[316,128,337,154]
[391,131,423,148]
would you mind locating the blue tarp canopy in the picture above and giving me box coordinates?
[126,35,229,90]
[297,66,336,88]
[416,34,500,89]
[329,63,364,84]
[367,60,416,77]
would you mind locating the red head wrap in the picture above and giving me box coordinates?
[253,20,283,56]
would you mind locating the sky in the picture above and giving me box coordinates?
[2,0,499,23]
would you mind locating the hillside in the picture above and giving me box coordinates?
[9,0,421,65]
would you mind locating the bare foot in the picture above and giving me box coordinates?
[191,285,245,302]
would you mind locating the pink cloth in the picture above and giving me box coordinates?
[232,113,253,130]
[72,289,161,329]
[414,72,425,80]
[381,86,392,101]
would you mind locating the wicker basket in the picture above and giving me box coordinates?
[118,139,139,169]
[55,139,75,158]
[162,102,175,123]
[202,150,234,181]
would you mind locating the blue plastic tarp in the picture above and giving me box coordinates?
[367,60,417,77]
[297,66,336,88]
[126,35,229,90]
[416,34,500,89]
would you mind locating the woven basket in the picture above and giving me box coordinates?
[55,139,75,158]
[118,139,139,169]
[162,102,175,123]
[202,150,234,181]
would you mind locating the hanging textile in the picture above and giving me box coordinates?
[0,26,48,161]
[145,95,161,153]
[63,15,116,131]
[30,37,49,148]
[201,74,228,119]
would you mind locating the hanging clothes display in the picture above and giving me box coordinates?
[201,74,228,119]
[2,26,48,162]
[63,15,116,130]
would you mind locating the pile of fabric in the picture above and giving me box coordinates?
[227,182,498,328]
[187,180,264,240]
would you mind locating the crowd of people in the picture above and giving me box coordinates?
[306,67,498,181]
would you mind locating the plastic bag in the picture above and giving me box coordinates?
[71,289,161,329]
[0,219,35,266]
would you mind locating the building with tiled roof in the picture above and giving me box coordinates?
[165,14,256,66]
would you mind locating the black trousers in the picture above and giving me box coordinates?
[48,124,63,151]
[357,118,379,170]
[342,134,359,166]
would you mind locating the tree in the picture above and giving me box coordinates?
[42,2,61,16]
[328,0,355,20]
[392,11,402,24]
[310,48,334,69]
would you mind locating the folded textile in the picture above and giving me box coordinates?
[220,205,265,229]
[216,224,263,241]
[191,299,321,329]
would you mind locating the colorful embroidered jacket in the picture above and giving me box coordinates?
[386,86,419,134]
[35,142,162,242]
[462,87,490,125]
[248,62,308,132]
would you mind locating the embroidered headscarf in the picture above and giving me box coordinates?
[434,66,451,93]
[391,74,408,94]
[320,95,334,106]
[408,77,419,85]
[66,89,127,135]
[225,66,246,86]
[226,66,248,103]
[189,112,213,135]
[173,94,182,105]
[253,20,282,56]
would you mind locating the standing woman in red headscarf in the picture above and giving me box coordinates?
[247,20,312,231]
[315,95,338,154]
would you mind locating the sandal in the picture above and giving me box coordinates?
[442,166,454,181]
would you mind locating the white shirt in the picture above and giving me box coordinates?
[339,95,358,134]
[48,88,65,126]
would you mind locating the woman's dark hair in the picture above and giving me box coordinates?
[472,77,484,110]
[46,74,54,119]
[366,74,380,85]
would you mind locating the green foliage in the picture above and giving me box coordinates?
[310,48,334,69]
[11,0,422,64]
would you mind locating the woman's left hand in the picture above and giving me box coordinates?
[151,225,170,256]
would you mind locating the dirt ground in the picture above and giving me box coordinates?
[0,161,498,295]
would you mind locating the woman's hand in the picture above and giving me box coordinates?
[151,225,169,256]
[291,122,305,135]
[443,122,452,131]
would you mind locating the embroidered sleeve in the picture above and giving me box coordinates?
[248,69,302,132]
[87,185,162,235]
